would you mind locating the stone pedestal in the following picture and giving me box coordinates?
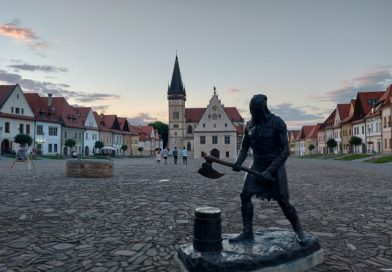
[66,159,113,178]
[176,227,323,272]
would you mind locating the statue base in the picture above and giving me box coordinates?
[176,227,323,272]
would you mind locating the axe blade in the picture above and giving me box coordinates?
[197,162,224,179]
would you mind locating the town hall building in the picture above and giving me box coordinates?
[167,56,244,159]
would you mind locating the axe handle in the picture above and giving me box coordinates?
[204,155,274,181]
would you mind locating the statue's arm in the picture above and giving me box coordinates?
[266,118,290,175]
[234,124,251,167]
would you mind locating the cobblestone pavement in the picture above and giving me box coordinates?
[0,156,391,272]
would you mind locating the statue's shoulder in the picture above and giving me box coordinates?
[270,114,287,130]
[245,120,253,130]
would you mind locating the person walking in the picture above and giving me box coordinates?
[162,147,169,165]
[182,147,188,165]
[172,147,178,165]
[155,149,161,164]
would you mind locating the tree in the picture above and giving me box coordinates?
[308,144,315,154]
[349,136,362,153]
[65,139,76,149]
[94,141,104,155]
[148,121,168,148]
[14,134,33,147]
[137,146,144,154]
[121,144,128,154]
[326,138,337,153]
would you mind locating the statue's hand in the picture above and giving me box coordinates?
[232,163,241,172]
[261,171,274,182]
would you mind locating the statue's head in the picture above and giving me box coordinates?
[250,94,270,122]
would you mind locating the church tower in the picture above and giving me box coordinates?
[167,55,186,149]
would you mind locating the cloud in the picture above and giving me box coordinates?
[0,69,119,104]
[91,105,109,113]
[8,64,68,73]
[0,21,49,56]
[128,113,158,125]
[316,66,392,103]
[270,103,324,122]
[225,88,241,94]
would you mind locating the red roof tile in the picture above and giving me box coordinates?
[378,84,392,107]
[337,104,351,120]
[0,85,17,107]
[300,125,314,139]
[353,91,384,121]
[185,107,243,123]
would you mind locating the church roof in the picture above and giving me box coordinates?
[185,107,243,123]
[167,55,186,100]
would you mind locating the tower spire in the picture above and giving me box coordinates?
[167,55,186,101]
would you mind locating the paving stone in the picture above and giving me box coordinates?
[0,157,391,272]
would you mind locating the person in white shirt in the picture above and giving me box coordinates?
[182,147,188,165]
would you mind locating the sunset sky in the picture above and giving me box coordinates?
[1,0,391,128]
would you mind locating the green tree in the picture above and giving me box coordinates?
[65,139,76,148]
[326,138,337,153]
[14,134,33,147]
[148,121,168,148]
[308,144,315,154]
[349,136,362,153]
[121,144,128,154]
[137,146,144,154]
[94,141,104,155]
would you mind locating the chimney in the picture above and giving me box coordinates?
[48,94,53,107]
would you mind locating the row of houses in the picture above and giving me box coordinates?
[289,84,392,156]
[0,84,162,156]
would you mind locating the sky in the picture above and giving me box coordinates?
[1,0,392,128]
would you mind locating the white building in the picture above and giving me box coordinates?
[0,84,35,153]
[193,92,238,159]
[74,107,99,156]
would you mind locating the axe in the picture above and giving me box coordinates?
[198,152,276,182]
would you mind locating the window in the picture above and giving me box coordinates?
[26,124,30,135]
[21,108,24,114]
[15,107,20,114]
[173,111,179,120]
[187,142,191,151]
[17,93,19,99]
[390,139,392,149]
[224,135,230,144]
[74,132,77,139]
[48,144,53,153]
[37,125,44,135]
[212,136,218,144]
[187,125,193,134]
[226,151,229,158]
[385,139,388,149]
[200,136,206,144]
[49,127,58,136]
[225,123,227,127]
[86,132,89,140]
[11,107,14,113]
[79,133,82,139]
[19,124,24,134]
[173,124,179,128]
[54,144,58,153]
[362,126,364,134]
[5,122,10,133]
[64,131,67,139]
[203,123,205,128]
[213,124,216,128]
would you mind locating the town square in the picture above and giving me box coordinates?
[1,1,392,271]
[0,156,392,271]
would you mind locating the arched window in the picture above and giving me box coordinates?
[187,142,191,151]
[187,125,193,134]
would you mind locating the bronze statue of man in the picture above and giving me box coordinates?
[230,94,306,244]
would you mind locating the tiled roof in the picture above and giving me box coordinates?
[337,104,351,120]
[306,123,322,139]
[94,112,112,132]
[0,84,16,108]
[377,84,392,107]
[353,91,384,121]
[52,97,84,129]
[185,107,243,123]
[300,125,314,140]
[323,109,336,129]
[25,93,62,123]
[74,107,91,122]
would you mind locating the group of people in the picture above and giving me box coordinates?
[155,146,188,165]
